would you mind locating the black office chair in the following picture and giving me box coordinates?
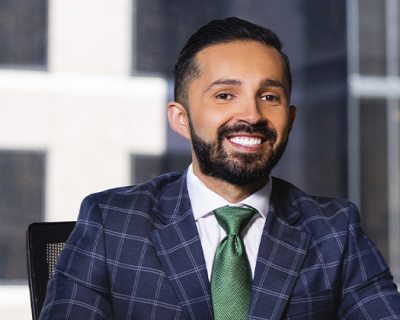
[26,221,76,320]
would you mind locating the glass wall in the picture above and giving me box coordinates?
[0,0,47,281]
[359,99,388,258]
[348,0,400,282]
[0,151,45,279]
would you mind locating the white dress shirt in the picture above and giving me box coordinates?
[186,165,271,280]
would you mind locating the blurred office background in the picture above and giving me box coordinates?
[0,0,399,318]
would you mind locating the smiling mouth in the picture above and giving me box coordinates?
[218,121,276,151]
[228,135,264,148]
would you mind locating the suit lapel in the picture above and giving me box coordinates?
[249,177,311,319]
[149,174,213,320]
[149,175,311,319]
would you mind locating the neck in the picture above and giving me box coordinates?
[192,163,268,203]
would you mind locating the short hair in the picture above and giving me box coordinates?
[173,17,292,106]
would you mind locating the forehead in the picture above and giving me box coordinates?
[193,40,287,87]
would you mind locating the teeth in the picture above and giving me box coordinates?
[229,136,262,146]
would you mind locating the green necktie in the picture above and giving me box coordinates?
[211,205,257,320]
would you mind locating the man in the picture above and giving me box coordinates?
[40,17,400,319]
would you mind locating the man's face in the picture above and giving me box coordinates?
[184,40,296,185]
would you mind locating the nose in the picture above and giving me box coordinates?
[235,97,264,124]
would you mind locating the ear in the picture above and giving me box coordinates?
[167,101,191,140]
[288,104,297,132]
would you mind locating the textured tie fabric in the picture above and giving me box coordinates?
[211,206,257,320]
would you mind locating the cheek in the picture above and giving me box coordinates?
[269,114,292,138]
[190,109,230,139]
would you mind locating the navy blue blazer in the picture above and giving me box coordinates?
[40,173,400,319]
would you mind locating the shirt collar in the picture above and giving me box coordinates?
[186,164,271,221]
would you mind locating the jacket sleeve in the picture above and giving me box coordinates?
[39,195,113,320]
[339,203,400,319]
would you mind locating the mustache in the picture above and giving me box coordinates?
[217,121,277,142]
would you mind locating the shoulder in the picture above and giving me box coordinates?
[271,178,393,305]
[78,171,186,222]
[271,176,360,232]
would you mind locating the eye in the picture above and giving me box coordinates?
[260,94,279,102]
[216,93,234,100]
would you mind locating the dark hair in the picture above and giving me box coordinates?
[173,17,292,106]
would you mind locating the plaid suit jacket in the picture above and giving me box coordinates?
[40,172,400,319]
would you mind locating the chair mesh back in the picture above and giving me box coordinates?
[26,222,76,320]
[47,242,66,278]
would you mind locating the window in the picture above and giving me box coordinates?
[131,153,191,184]
[0,0,47,68]
[348,0,400,282]
[359,99,388,258]
[134,0,227,75]
[358,0,386,75]
[0,150,45,279]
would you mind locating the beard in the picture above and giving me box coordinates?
[188,117,288,186]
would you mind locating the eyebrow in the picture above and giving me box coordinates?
[203,79,242,94]
[260,79,288,97]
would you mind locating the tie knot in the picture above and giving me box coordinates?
[214,206,257,236]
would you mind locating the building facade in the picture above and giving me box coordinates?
[0,0,399,317]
